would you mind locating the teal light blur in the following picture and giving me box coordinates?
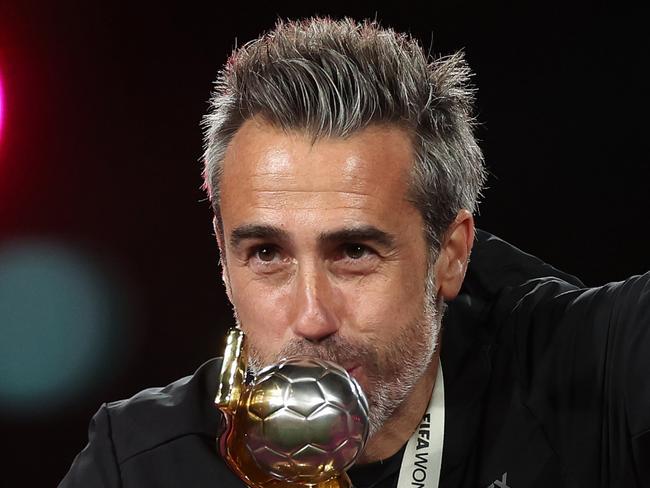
[0,241,127,416]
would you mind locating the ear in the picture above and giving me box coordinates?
[213,215,233,303]
[433,210,475,301]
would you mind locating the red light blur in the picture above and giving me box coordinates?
[0,70,4,145]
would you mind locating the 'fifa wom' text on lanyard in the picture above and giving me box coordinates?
[396,360,444,488]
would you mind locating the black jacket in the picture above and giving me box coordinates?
[59,230,650,487]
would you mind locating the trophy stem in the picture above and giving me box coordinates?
[215,327,247,413]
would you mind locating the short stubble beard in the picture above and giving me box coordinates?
[239,262,444,439]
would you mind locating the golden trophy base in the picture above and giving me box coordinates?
[215,328,363,488]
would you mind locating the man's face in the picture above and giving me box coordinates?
[218,119,443,435]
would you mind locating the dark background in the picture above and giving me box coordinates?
[0,1,648,485]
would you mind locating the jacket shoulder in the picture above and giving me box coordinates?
[105,357,223,463]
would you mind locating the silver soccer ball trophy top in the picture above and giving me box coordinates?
[215,328,369,488]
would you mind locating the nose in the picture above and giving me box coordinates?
[289,262,340,343]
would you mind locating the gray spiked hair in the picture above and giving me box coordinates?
[202,17,487,250]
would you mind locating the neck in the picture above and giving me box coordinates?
[357,352,439,464]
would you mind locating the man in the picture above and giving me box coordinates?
[60,18,649,487]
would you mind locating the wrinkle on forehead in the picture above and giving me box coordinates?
[248,189,375,212]
[220,120,419,228]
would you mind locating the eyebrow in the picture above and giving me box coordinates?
[229,224,290,248]
[318,225,396,249]
[229,223,396,250]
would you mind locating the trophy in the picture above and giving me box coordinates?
[215,328,369,488]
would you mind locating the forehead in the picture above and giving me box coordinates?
[219,119,420,232]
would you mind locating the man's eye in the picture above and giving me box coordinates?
[344,244,370,259]
[254,246,278,262]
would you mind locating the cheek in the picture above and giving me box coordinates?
[229,277,293,353]
[341,268,426,339]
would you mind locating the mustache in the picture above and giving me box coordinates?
[250,334,380,372]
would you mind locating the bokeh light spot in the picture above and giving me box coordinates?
[0,70,4,144]
[0,241,128,415]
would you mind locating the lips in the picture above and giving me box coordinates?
[345,365,359,376]
[345,365,364,387]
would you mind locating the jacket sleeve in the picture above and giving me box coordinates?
[469,230,649,484]
[496,271,650,486]
[610,273,650,485]
[59,404,121,487]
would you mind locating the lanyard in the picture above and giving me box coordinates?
[395,360,445,488]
